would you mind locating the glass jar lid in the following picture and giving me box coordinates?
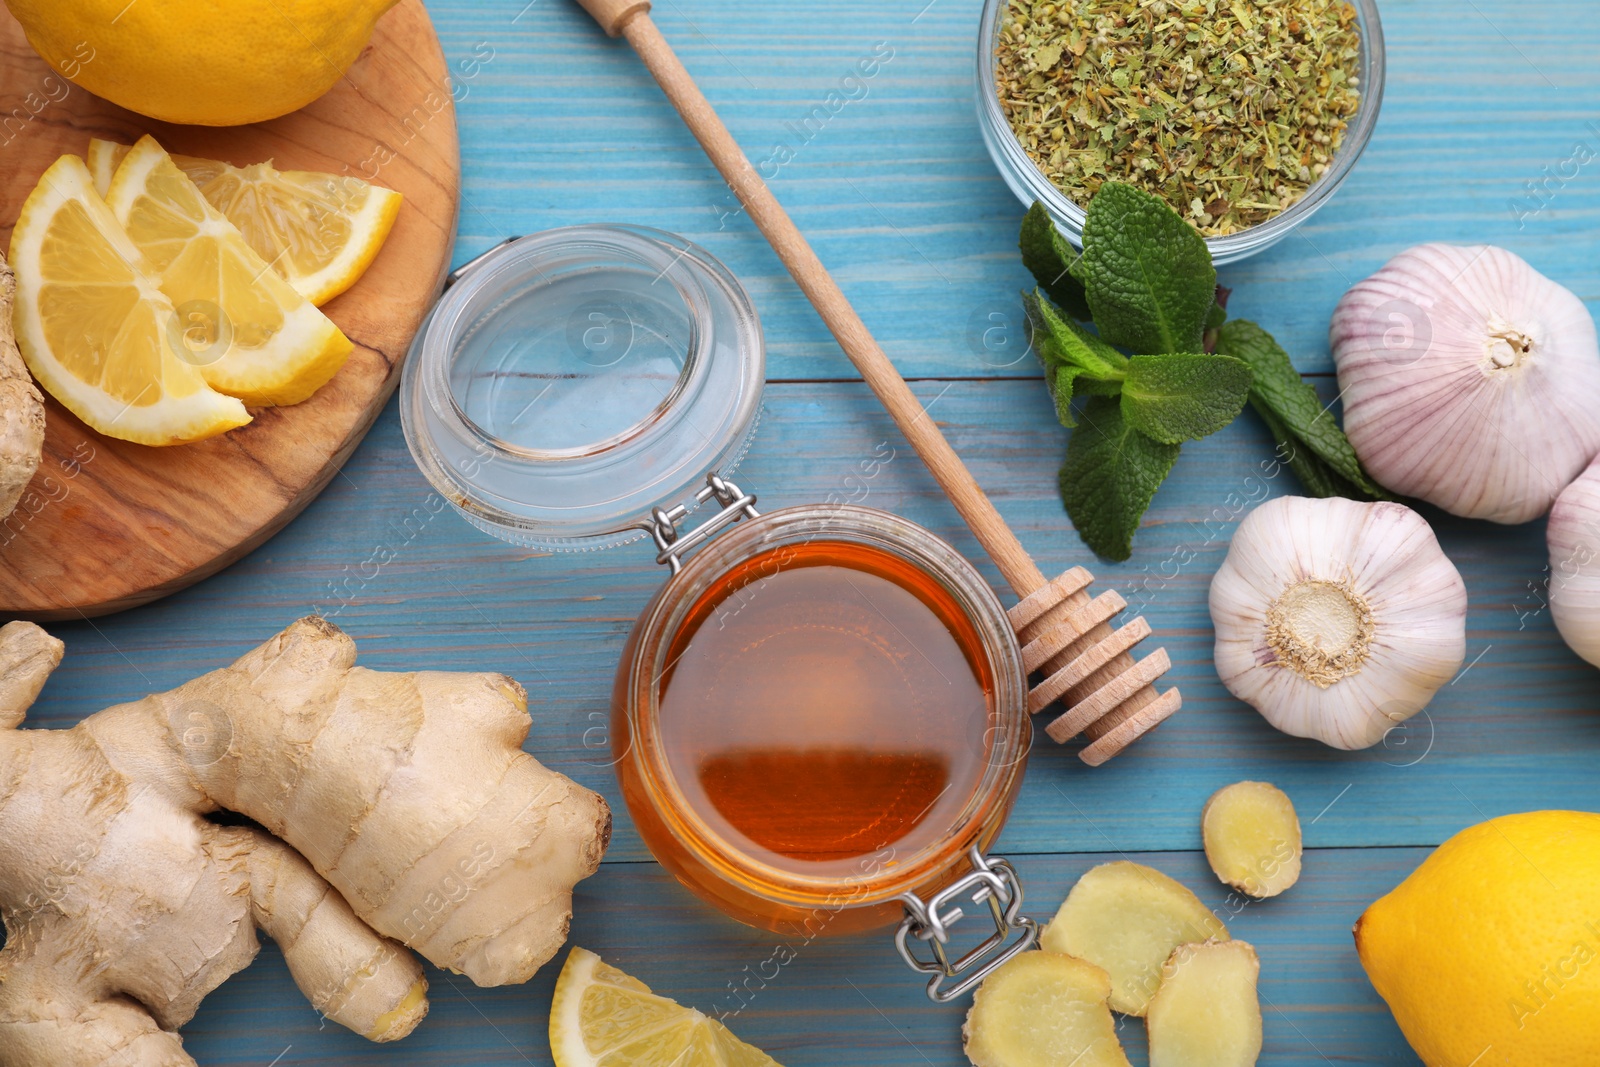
[400,225,764,550]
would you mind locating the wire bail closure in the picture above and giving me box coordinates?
[895,847,1038,1002]
[642,474,760,574]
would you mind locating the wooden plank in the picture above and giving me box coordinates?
[437,0,1600,379]
[7,1,1599,1060]
[176,847,1425,1065]
[25,380,1600,865]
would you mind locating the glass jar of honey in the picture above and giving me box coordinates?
[403,228,1039,1001]
[614,490,1038,997]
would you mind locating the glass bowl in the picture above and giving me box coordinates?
[975,0,1386,266]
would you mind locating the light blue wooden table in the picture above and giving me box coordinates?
[26,0,1600,1062]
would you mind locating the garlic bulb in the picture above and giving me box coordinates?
[1550,457,1600,667]
[1210,496,1467,750]
[1331,244,1600,524]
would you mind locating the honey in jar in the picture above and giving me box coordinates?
[660,540,995,873]
[614,505,1030,937]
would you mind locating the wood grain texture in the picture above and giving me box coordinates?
[7,0,1600,1062]
[0,0,460,618]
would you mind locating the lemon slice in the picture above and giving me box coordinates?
[106,136,353,407]
[550,948,785,1067]
[90,138,401,307]
[7,155,249,445]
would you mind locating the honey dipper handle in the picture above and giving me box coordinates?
[607,12,1046,597]
[573,0,652,36]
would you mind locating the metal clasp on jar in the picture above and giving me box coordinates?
[895,847,1038,1002]
[641,474,761,574]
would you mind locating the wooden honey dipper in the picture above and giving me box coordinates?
[575,0,1181,763]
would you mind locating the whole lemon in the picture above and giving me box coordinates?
[1356,811,1600,1066]
[4,0,400,126]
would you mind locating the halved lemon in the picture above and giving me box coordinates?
[7,155,249,445]
[106,136,353,407]
[550,947,785,1067]
[90,137,401,307]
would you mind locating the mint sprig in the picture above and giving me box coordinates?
[1017,183,1380,560]
[1020,202,1091,320]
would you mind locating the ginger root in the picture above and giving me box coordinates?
[1040,861,1229,1016]
[0,253,45,521]
[0,617,610,1066]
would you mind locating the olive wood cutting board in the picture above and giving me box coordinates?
[0,0,459,619]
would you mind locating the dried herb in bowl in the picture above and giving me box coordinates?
[995,0,1363,236]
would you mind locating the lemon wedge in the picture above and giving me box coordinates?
[90,137,401,307]
[7,155,249,445]
[550,947,784,1067]
[85,138,126,196]
[105,136,353,407]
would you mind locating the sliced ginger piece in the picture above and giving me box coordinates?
[1040,861,1229,1016]
[963,951,1131,1067]
[1203,781,1303,898]
[1147,940,1263,1067]
[0,253,45,518]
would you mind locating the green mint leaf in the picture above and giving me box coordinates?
[1204,299,1229,333]
[1214,319,1386,498]
[1120,352,1252,444]
[1047,364,1083,427]
[1075,375,1125,397]
[1080,182,1216,355]
[1020,202,1091,319]
[1253,402,1366,498]
[1034,338,1078,426]
[1025,290,1128,381]
[1028,292,1128,430]
[1059,396,1180,561]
